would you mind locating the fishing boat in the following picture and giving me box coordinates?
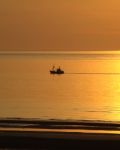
[50,66,64,74]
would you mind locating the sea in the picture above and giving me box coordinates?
[1,51,120,133]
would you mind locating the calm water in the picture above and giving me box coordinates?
[1,51,120,123]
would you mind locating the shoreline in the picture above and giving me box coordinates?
[1,129,120,140]
[0,118,120,131]
[0,119,120,149]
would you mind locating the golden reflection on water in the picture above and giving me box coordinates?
[60,59,120,122]
[0,127,120,135]
[0,54,120,122]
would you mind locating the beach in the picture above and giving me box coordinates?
[0,119,120,149]
[0,130,120,149]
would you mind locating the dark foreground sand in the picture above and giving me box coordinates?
[0,119,120,149]
[0,130,120,149]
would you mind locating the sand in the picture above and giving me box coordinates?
[0,130,120,149]
[0,119,120,149]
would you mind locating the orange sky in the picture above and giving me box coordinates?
[0,0,120,51]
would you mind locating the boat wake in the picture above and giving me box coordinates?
[65,72,120,75]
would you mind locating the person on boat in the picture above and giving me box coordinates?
[52,65,55,71]
[57,66,61,72]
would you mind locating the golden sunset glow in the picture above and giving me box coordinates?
[1,1,120,147]
[0,0,120,51]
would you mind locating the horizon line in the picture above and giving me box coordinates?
[0,50,120,55]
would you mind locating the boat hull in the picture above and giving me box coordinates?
[50,70,64,74]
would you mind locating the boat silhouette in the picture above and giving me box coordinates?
[50,66,64,74]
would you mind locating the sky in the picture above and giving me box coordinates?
[0,0,120,51]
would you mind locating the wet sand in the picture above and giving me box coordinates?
[0,130,120,149]
[0,119,120,149]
